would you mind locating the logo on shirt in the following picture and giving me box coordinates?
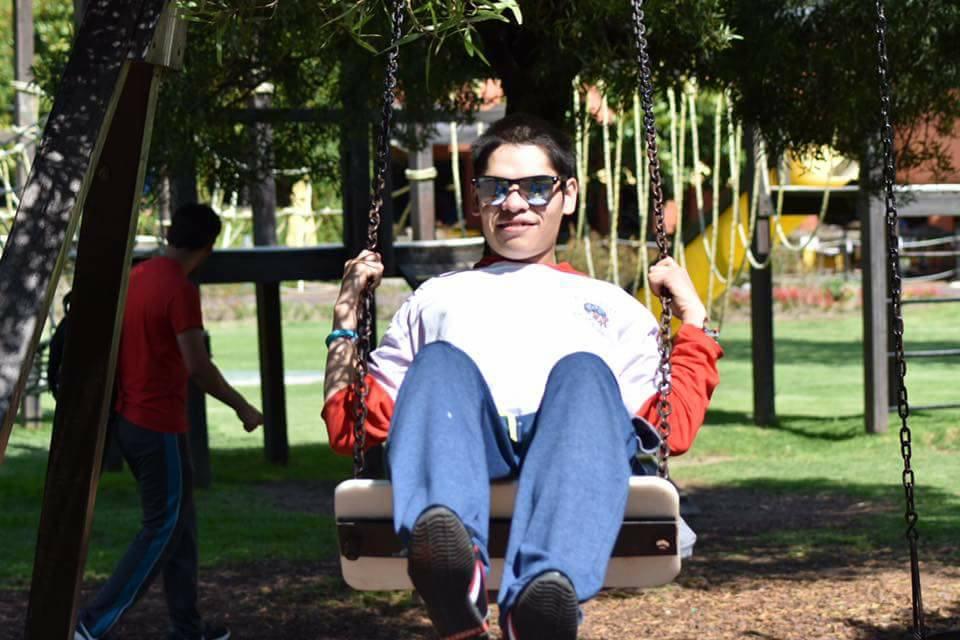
[583,302,609,328]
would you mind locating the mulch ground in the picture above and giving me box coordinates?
[2,484,958,640]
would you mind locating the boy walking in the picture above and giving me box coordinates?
[323,114,721,639]
[75,204,263,640]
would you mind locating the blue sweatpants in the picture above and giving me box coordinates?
[78,415,202,639]
[386,341,645,625]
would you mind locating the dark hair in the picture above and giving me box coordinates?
[166,203,222,250]
[472,113,576,179]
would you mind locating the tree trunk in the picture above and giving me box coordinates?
[72,0,86,28]
[477,21,579,128]
[249,89,278,246]
[170,157,198,213]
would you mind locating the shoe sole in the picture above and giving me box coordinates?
[511,572,579,640]
[408,507,488,640]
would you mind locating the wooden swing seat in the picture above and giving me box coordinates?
[335,475,692,591]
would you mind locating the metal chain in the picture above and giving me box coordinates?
[351,0,406,478]
[631,0,674,479]
[875,2,925,638]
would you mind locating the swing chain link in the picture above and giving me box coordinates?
[875,2,925,638]
[351,0,406,478]
[631,0,673,479]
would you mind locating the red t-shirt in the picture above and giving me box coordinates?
[115,256,203,433]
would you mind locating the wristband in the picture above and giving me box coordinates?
[700,318,720,342]
[325,328,359,348]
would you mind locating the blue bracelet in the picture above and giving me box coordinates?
[325,328,359,348]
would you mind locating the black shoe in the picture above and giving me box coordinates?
[167,623,231,640]
[408,506,489,639]
[504,571,579,640]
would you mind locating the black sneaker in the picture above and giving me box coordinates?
[504,571,578,640]
[407,506,489,640]
[167,623,231,640]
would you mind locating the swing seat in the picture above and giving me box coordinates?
[335,476,692,591]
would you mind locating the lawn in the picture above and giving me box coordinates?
[0,296,957,588]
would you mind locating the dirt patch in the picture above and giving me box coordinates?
[2,487,958,640]
[683,485,898,541]
[255,480,339,516]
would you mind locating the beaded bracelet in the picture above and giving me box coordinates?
[325,328,359,348]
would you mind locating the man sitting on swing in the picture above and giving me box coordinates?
[323,113,722,640]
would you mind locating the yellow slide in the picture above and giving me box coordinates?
[637,151,858,322]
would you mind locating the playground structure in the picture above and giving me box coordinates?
[0,0,957,638]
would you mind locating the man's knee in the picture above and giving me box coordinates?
[548,352,615,386]
[410,341,481,380]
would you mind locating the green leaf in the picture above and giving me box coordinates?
[349,30,379,55]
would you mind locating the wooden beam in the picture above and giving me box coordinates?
[0,0,169,462]
[860,153,889,434]
[256,283,288,465]
[187,240,484,285]
[24,58,163,640]
[746,128,776,426]
[191,245,347,283]
[13,0,38,187]
[409,141,436,241]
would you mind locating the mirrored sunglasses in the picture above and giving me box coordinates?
[472,175,564,207]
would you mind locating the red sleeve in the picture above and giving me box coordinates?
[322,375,395,456]
[638,324,723,456]
[170,279,203,335]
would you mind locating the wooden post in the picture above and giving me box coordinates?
[246,80,289,465]
[746,127,776,426]
[256,282,288,464]
[13,0,38,187]
[24,58,163,640]
[249,83,278,246]
[340,56,371,258]
[0,0,171,461]
[860,149,889,434]
[187,330,212,487]
[13,0,40,425]
[409,139,436,241]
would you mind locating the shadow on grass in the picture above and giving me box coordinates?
[704,409,864,441]
[681,476,960,588]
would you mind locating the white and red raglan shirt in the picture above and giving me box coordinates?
[323,259,723,457]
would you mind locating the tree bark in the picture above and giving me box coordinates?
[249,88,278,246]
[476,20,579,127]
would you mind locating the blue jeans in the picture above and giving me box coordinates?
[78,415,202,638]
[386,341,645,626]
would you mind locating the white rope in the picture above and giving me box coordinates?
[614,106,625,279]
[902,235,960,249]
[717,95,743,327]
[449,121,466,237]
[602,91,620,285]
[706,92,725,312]
[573,78,596,278]
[677,89,688,267]
[688,88,729,295]
[405,166,438,181]
[768,141,834,252]
[724,99,771,271]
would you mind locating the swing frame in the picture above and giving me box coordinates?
[332,0,688,593]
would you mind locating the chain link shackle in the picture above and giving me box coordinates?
[874,2,925,637]
[631,0,674,479]
[351,0,406,477]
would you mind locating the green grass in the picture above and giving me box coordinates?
[1,300,958,586]
[676,303,960,552]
